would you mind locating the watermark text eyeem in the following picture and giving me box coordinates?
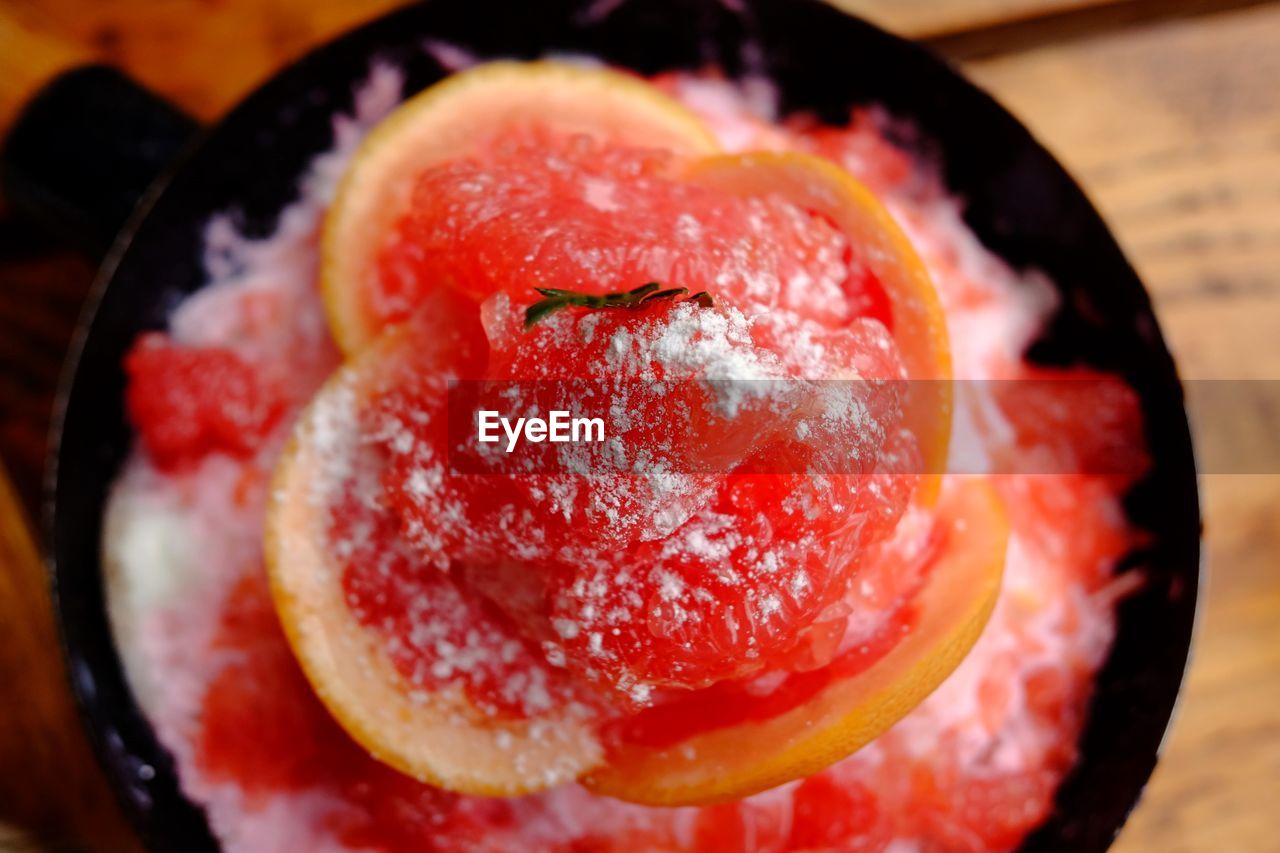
[477,410,606,453]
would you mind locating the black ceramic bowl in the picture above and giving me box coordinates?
[33,0,1199,849]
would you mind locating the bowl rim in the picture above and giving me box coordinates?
[43,1,1203,849]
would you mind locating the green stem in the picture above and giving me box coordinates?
[524,283,714,329]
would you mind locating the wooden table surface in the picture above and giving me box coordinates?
[1,1,1277,850]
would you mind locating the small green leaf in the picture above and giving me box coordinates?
[523,282,715,330]
[622,282,663,299]
[524,297,575,329]
[641,287,689,303]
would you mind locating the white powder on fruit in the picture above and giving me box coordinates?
[104,65,1138,853]
[104,63,407,851]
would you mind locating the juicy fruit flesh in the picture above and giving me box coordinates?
[682,152,948,382]
[540,425,921,693]
[367,293,917,698]
[323,60,720,354]
[113,66,1155,852]
[266,304,605,796]
[330,484,581,720]
[683,152,953,503]
[361,132,932,701]
[262,109,966,799]
[125,334,283,470]
[376,133,861,329]
[584,478,1008,806]
[267,58,986,806]
[198,472,1129,849]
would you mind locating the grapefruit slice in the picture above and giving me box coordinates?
[683,152,953,502]
[583,477,1006,805]
[323,60,721,354]
[265,299,604,797]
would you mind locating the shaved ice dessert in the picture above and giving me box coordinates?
[105,60,1146,852]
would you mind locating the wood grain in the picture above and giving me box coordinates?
[836,0,1131,39]
[965,5,1280,850]
[965,2,1280,371]
[0,1,1276,850]
[0,465,138,850]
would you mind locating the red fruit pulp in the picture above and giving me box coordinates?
[374,129,870,331]
[125,333,283,470]
[161,72,1152,852]
[360,290,919,700]
[788,774,887,851]
[357,132,924,699]
[197,572,515,852]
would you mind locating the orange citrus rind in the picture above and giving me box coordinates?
[683,151,952,504]
[322,60,722,354]
[265,320,604,797]
[583,477,1005,805]
[288,69,986,806]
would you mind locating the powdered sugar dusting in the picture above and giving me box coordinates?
[106,63,1142,853]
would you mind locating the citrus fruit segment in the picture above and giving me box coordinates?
[265,309,604,797]
[582,477,1006,806]
[323,60,721,354]
[124,334,284,470]
[683,152,952,502]
[445,293,918,697]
